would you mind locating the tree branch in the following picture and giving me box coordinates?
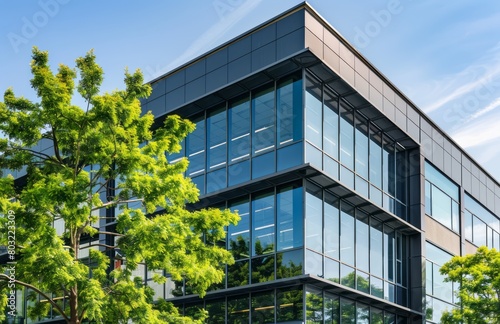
[0,274,70,322]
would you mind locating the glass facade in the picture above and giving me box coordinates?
[424,161,460,232]
[304,181,408,306]
[304,72,408,220]
[464,193,500,249]
[168,73,303,195]
[425,243,457,323]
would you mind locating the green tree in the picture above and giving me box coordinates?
[0,48,239,324]
[439,246,500,324]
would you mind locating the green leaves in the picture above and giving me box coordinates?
[0,47,239,323]
[440,246,500,323]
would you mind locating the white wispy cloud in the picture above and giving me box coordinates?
[451,113,500,148]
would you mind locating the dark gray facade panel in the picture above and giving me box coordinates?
[147,95,166,117]
[305,29,323,60]
[228,53,252,83]
[185,76,206,102]
[252,41,277,71]
[228,35,251,62]
[251,23,276,50]
[206,48,228,73]
[166,70,185,92]
[185,60,206,83]
[149,78,166,101]
[276,9,305,38]
[165,86,185,113]
[369,85,383,111]
[339,58,355,87]
[323,45,340,73]
[206,65,228,93]
[276,28,305,60]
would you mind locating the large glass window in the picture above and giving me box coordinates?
[323,88,339,159]
[324,192,339,260]
[207,106,227,170]
[306,182,323,252]
[277,185,303,251]
[425,162,459,232]
[229,96,251,163]
[339,102,354,170]
[340,203,355,266]
[252,191,275,256]
[426,243,457,323]
[186,117,205,177]
[464,193,500,249]
[277,75,303,146]
[228,199,250,259]
[356,211,370,272]
[305,74,323,148]
[252,84,275,156]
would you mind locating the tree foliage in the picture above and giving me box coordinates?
[0,48,239,324]
[440,246,500,324]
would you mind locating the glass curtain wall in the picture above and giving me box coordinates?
[304,71,407,220]
[168,73,303,195]
[304,181,408,307]
[464,193,500,248]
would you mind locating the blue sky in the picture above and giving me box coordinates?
[2,0,500,182]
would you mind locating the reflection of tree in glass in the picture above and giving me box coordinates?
[206,299,225,324]
[276,252,303,279]
[227,260,249,287]
[252,241,275,283]
[277,287,304,322]
[337,272,383,297]
[227,295,250,324]
[252,292,275,324]
[324,295,340,323]
[229,235,250,259]
[306,291,323,323]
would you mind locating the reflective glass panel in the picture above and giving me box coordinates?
[251,291,274,324]
[207,106,227,170]
[229,96,250,163]
[339,102,354,170]
[186,117,205,176]
[306,182,323,252]
[340,203,355,265]
[277,286,303,322]
[228,199,250,259]
[277,185,303,251]
[277,75,303,145]
[252,191,275,256]
[324,192,340,259]
[252,85,275,155]
[305,74,323,148]
[323,87,339,159]
[228,295,250,324]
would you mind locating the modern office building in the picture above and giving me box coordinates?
[4,2,500,323]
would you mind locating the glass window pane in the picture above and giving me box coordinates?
[325,257,339,283]
[340,298,356,324]
[371,308,384,324]
[355,114,369,179]
[252,151,275,179]
[356,271,370,294]
[306,290,323,323]
[370,219,383,278]
[187,117,205,176]
[306,142,323,169]
[340,203,355,265]
[341,264,355,289]
[228,295,250,323]
[473,216,487,247]
[383,139,396,196]
[252,191,275,256]
[384,226,395,282]
[251,255,274,283]
[191,175,205,196]
[305,74,323,148]
[324,293,340,324]
[425,180,431,215]
[251,291,274,324]
[277,142,303,171]
[340,102,354,170]
[277,286,303,322]
[277,185,303,251]
[276,249,303,279]
[253,84,275,155]
[323,87,338,159]
[207,106,227,170]
[229,96,250,163]
[425,161,459,200]
[206,299,226,324]
[228,160,250,186]
[395,147,407,203]
[306,183,323,252]
[369,129,382,188]
[277,75,303,145]
[306,249,323,278]
[206,168,226,193]
[229,199,250,259]
[431,187,452,229]
[324,192,340,259]
[357,304,370,324]
[356,212,369,272]
[227,260,249,288]
[370,276,384,299]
